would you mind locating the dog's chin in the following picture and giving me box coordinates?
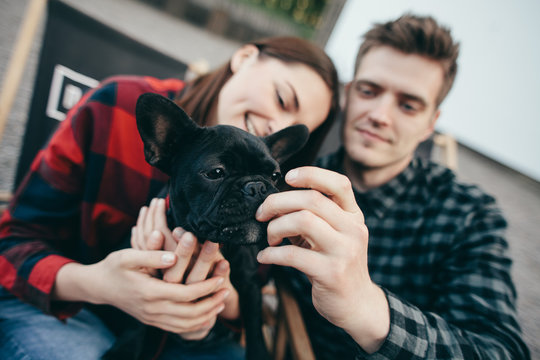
[206,222,266,246]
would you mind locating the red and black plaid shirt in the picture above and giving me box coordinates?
[0,76,184,318]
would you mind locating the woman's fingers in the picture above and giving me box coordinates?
[143,287,229,320]
[132,205,149,250]
[163,231,197,283]
[185,240,220,284]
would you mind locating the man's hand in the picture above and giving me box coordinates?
[255,167,390,353]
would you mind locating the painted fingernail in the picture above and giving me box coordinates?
[181,233,194,247]
[217,261,229,272]
[216,277,224,286]
[161,252,176,264]
[202,241,218,254]
[173,227,186,240]
[256,205,263,218]
[217,304,225,313]
[223,290,231,299]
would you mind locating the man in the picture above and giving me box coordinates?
[256,14,530,359]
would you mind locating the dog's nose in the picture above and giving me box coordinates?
[242,181,267,198]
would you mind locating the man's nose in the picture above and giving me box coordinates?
[368,95,393,126]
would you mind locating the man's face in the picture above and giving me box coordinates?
[343,46,443,170]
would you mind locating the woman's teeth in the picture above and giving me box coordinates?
[245,116,257,136]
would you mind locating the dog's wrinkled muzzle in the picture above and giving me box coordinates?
[182,180,278,245]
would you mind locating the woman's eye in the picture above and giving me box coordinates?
[271,172,282,182]
[204,168,225,180]
[276,90,286,109]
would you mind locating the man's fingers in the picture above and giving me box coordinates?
[185,241,220,284]
[163,232,197,283]
[285,167,360,213]
[265,210,335,251]
[257,188,357,235]
[257,245,322,276]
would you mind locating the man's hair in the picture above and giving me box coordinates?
[354,14,460,106]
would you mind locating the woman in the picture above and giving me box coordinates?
[0,37,339,359]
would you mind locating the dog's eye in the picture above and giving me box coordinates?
[271,172,281,182]
[204,168,225,180]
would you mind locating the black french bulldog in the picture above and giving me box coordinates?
[102,93,309,360]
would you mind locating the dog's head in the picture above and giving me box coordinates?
[135,93,309,245]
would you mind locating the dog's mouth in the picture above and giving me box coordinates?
[190,219,265,245]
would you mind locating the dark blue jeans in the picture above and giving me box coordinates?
[0,296,245,360]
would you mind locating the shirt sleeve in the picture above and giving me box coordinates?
[353,198,530,359]
[0,80,107,319]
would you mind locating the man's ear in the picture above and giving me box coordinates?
[420,109,441,142]
[263,125,309,165]
[136,93,199,174]
[230,44,260,73]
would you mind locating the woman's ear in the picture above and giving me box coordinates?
[230,44,260,73]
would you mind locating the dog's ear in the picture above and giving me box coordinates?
[136,93,199,174]
[263,124,309,164]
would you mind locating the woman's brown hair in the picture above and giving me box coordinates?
[176,36,340,172]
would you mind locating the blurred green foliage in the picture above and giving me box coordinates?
[237,0,328,38]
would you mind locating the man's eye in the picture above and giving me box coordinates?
[355,85,375,98]
[400,102,419,113]
[271,172,282,182]
[204,168,225,180]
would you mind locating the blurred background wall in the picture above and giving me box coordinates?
[326,0,540,183]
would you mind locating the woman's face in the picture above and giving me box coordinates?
[213,45,332,136]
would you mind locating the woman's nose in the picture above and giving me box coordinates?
[266,115,294,135]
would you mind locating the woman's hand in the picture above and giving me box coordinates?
[54,249,228,337]
[130,198,240,339]
[255,167,390,353]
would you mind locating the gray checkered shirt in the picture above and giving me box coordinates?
[282,148,529,359]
